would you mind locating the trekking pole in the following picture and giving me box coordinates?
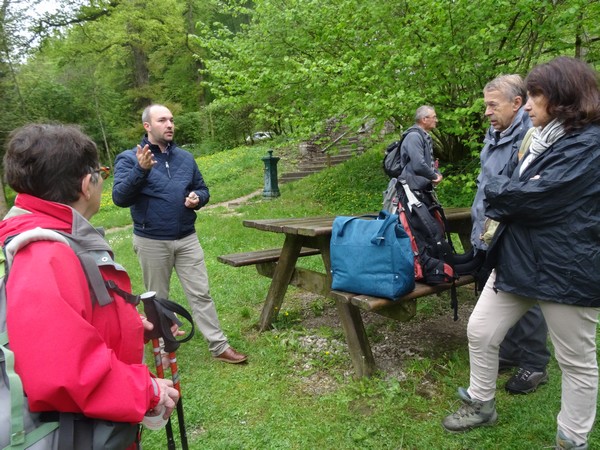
[142,292,195,450]
[152,338,177,450]
[168,351,189,450]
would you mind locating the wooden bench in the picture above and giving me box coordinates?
[217,247,321,267]
[330,275,475,378]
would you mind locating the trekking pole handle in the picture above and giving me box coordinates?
[141,291,157,301]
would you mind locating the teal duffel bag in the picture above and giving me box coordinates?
[330,210,415,300]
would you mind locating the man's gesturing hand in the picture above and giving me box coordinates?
[137,144,157,170]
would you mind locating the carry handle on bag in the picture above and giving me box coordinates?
[330,210,415,300]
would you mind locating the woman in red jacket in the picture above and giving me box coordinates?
[0,124,179,449]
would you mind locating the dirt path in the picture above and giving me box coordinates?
[204,189,263,209]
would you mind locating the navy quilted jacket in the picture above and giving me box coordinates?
[112,136,210,240]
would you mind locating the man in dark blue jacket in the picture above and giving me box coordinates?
[112,104,247,364]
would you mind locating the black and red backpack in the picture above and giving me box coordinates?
[396,178,457,285]
[395,178,484,320]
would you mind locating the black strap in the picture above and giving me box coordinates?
[57,413,92,450]
[450,283,458,321]
[105,280,141,305]
[141,293,196,352]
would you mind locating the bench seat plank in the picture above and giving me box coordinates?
[217,247,320,267]
[331,275,475,313]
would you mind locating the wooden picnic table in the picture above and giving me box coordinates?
[236,207,472,331]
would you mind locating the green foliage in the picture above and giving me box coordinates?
[4,0,600,167]
[174,112,203,146]
[200,101,254,148]
[196,0,600,160]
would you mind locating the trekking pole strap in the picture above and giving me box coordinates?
[142,294,195,353]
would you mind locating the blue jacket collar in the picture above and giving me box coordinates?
[141,135,176,154]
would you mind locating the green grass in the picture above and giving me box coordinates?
[87,143,598,449]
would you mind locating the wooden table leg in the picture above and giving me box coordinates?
[258,235,304,331]
[335,299,375,378]
[317,235,332,293]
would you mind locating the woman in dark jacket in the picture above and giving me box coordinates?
[443,56,600,450]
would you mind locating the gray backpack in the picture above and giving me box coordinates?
[0,227,138,450]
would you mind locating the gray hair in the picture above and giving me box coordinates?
[415,105,434,123]
[484,74,526,103]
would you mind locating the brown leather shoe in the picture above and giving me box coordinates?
[214,347,248,364]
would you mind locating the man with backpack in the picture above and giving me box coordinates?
[0,124,179,449]
[382,105,444,213]
[469,75,550,395]
[397,105,443,189]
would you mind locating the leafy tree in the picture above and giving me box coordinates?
[196,0,600,163]
[12,0,217,158]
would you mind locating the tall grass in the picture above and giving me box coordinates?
[90,142,595,449]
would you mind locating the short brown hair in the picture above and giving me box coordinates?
[4,124,100,204]
[525,56,600,132]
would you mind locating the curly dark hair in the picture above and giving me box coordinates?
[525,56,600,133]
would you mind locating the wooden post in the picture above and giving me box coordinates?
[335,297,375,378]
[258,235,303,331]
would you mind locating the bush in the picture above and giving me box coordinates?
[175,112,203,146]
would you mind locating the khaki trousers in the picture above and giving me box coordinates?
[133,233,229,356]
[467,270,599,445]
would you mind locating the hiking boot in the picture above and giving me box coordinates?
[556,430,588,449]
[505,367,548,394]
[442,387,498,432]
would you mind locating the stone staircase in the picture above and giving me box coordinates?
[279,147,361,183]
[279,123,368,184]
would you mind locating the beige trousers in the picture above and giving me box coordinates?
[466,270,599,445]
[133,233,229,356]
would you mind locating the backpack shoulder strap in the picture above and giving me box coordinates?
[54,233,115,307]
[5,228,114,307]
[1,228,66,448]
[4,228,69,267]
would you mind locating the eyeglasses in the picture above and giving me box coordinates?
[94,166,111,180]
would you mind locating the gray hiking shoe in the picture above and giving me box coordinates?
[556,430,588,449]
[505,367,548,394]
[442,387,498,432]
